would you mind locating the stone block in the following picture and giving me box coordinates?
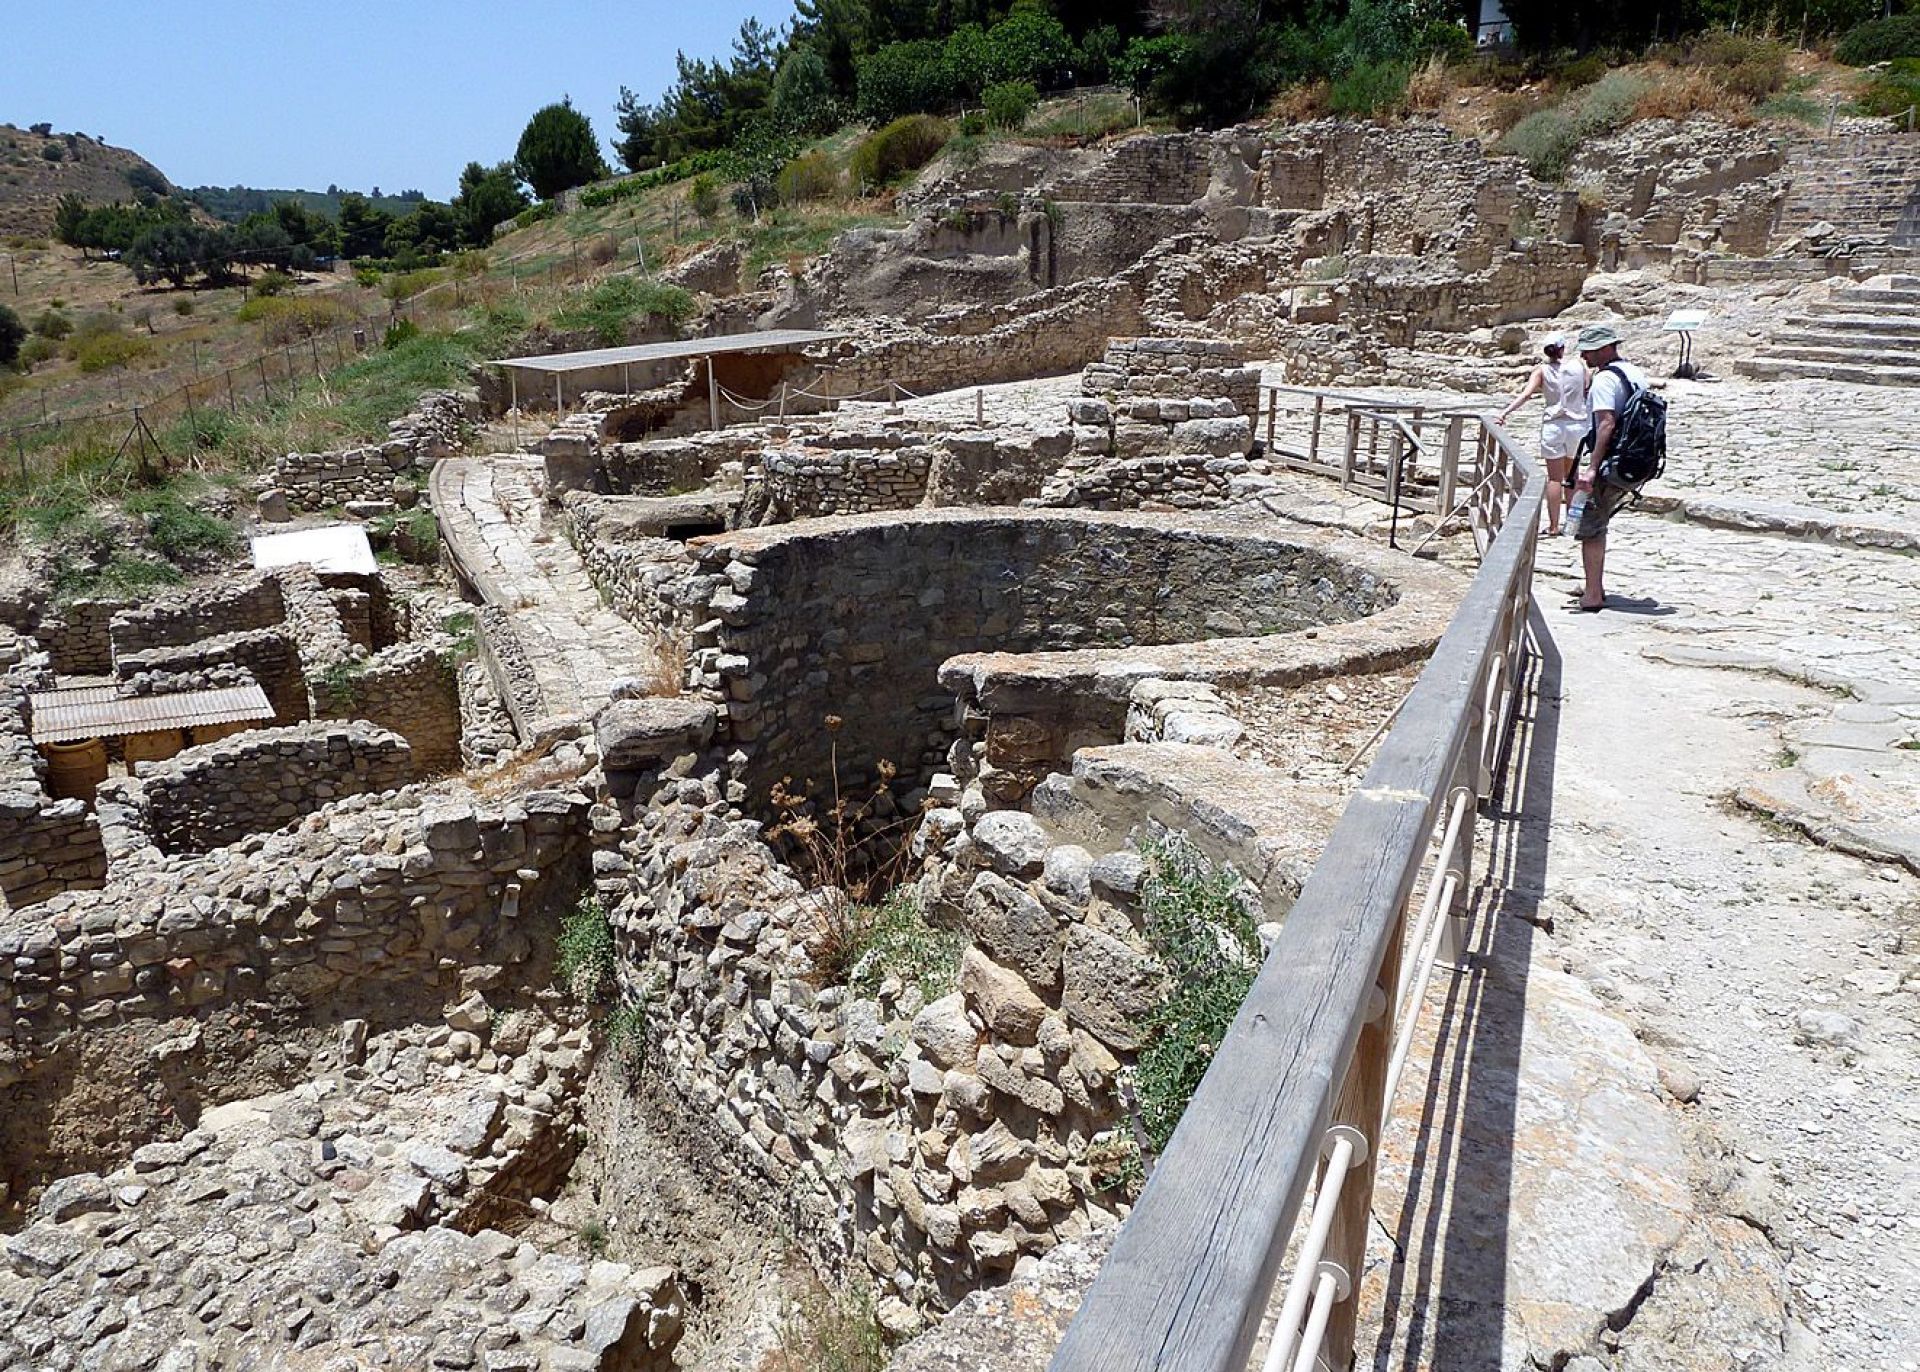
[594,698,718,771]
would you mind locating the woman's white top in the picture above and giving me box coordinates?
[1541,359,1589,422]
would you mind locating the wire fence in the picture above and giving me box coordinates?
[0,254,605,488]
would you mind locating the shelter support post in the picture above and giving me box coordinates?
[707,357,719,431]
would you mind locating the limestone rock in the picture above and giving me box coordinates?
[960,947,1047,1045]
[965,871,1063,991]
[1061,925,1165,1051]
[972,811,1049,877]
[594,698,718,771]
[36,1172,113,1223]
[911,993,979,1070]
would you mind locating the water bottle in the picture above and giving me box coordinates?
[1565,487,1588,534]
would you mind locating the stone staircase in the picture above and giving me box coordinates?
[1738,276,1920,385]
[1773,135,1920,249]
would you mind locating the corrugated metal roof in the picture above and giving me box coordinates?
[490,329,844,373]
[28,683,274,745]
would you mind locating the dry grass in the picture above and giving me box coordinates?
[1270,81,1332,123]
[1406,55,1456,112]
[1633,67,1755,123]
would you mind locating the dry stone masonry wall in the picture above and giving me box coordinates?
[269,389,476,515]
[104,721,415,856]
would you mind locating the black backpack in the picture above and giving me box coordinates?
[1584,362,1667,488]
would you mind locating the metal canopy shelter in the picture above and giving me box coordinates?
[488,329,845,432]
[28,682,274,745]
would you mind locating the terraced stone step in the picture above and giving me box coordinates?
[1762,341,1920,364]
[1735,356,1920,385]
[1790,311,1920,336]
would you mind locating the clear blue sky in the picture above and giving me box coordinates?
[7,0,794,199]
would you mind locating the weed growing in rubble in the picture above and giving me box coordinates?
[605,997,650,1077]
[766,1279,887,1372]
[1133,834,1264,1152]
[769,717,925,987]
[846,889,964,1001]
[1086,1132,1146,1199]
[555,898,617,1003]
[579,1218,610,1258]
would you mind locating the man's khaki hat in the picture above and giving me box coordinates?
[1576,324,1623,352]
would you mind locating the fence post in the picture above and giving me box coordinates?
[1318,917,1404,1367]
[13,429,24,483]
[1265,386,1276,453]
[258,357,271,404]
[975,387,984,424]
[1437,415,1465,517]
[226,369,238,414]
[1341,410,1360,489]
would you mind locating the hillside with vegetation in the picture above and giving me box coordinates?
[0,124,176,238]
[3,1,1916,600]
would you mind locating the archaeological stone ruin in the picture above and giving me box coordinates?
[3,102,1919,1372]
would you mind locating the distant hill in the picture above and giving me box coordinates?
[185,185,428,223]
[0,124,175,238]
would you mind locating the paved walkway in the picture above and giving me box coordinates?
[432,455,658,721]
[1355,390,1920,1369]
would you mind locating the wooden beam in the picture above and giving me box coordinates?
[1050,426,1542,1372]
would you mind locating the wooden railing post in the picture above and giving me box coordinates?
[1320,922,1404,1367]
[1266,386,1277,453]
[1309,393,1325,466]
[1437,415,1465,517]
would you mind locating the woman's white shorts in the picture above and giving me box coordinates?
[1541,417,1586,461]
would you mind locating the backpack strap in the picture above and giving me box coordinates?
[1601,361,1637,408]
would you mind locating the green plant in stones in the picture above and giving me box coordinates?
[605,994,650,1078]
[579,1217,610,1258]
[312,658,367,711]
[1133,833,1263,1152]
[555,897,617,1003]
[847,889,963,1001]
[1086,1131,1146,1198]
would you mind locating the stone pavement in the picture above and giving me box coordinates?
[1358,444,1920,1369]
[433,456,661,722]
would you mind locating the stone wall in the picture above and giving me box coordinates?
[269,389,475,514]
[107,574,286,661]
[603,510,1404,810]
[312,643,462,776]
[0,783,592,1072]
[109,720,415,856]
[115,626,308,726]
[29,598,135,676]
[0,671,106,909]
[751,445,933,518]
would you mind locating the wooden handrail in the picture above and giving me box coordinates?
[1050,414,1541,1372]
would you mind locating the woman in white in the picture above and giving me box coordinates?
[1498,336,1589,535]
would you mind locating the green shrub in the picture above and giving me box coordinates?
[73,331,150,373]
[845,890,964,1000]
[383,267,440,302]
[1836,14,1920,64]
[383,319,420,350]
[1329,58,1411,116]
[553,274,696,346]
[1498,72,1648,180]
[958,110,989,137]
[1134,834,1264,1152]
[688,171,722,220]
[513,200,557,230]
[235,294,355,342]
[18,335,58,368]
[850,115,952,190]
[172,297,194,317]
[556,897,617,1003]
[0,303,22,368]
[1758,92,1826,125]
[125,487,235,560]
[777,152,840,204]
[983,79,1039,130]
[352,264,382,288]
[32,308,72,340]
[855,38,955,123]
[1859,57,1920,117]
[252,269,295,297]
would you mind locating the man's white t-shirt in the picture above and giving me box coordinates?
[1588,360,1649,418]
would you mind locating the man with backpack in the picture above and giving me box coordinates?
[1569,323,1665,612]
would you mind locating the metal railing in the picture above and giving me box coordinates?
[1051,409,1540,1372]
